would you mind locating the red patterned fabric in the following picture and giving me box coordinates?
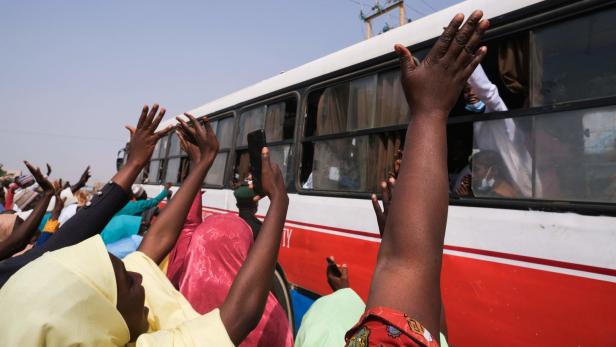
[345,306,440,347]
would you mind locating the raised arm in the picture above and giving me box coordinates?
[138,113,219,264]
[70,166,91,194]
[0,104,171,287]
[116,183,170,216]
[0,162,54,260]
[365,11,489,336]
[220,147,288,345]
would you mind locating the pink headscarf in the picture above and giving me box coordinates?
[168,212,293,347]
[0,214,17,241]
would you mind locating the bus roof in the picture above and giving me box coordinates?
[159,0,542,129]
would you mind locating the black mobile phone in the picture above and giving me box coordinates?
[326,257,342,277]
[247,129,266,196]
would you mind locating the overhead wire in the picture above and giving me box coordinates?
[405,3,427,17]
[418,0,437,12]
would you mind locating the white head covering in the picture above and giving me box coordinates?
[132,185,145,197]
[60,187,78,206]
[0,236,130,346]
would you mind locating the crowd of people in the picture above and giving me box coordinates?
[0,10,489,346]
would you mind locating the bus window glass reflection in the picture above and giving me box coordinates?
[531,8,616,106]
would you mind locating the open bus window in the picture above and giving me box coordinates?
[265,99,296,142]
[459,105,616,204]
[530,7,616,106]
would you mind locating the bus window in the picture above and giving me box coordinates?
[460,105,616,204]
[147,136,168,184]
[233,98,297,187]
[376,70,410,127]
[302,70,407,193]
[164,133,186,184]
[203,115,234,187]
[217,117,234,149]
[265,100,296,142]
[204,152,228,186]
[236,106,266,146]
[347,75,377,131]
[530,7,616,106]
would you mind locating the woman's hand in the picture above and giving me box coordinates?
[124,104,173,168]
[71,166,91,193]
[371,177,396,236]
[326,256,349,291]
[24,161,54,194]
[396,11,489,118]
[176,113,219,167]
[255,147,287,204]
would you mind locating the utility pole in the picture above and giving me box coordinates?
[361,0,407,39]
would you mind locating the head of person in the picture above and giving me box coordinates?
[131,185,147,201]
[234,184,257,215]
[14,189,40,211]
[471,150,509,192]
[75,190,91,207]
[0,236,148,345]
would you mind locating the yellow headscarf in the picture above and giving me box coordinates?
[0,235,131,346]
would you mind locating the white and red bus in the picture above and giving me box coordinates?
[124,0,616,345]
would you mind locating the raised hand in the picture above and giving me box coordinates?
[177,128,200,163]
[255,147,287,203]
[24,161,54,193]
[51,193,66,220]
[71,166,92,193]
[395,10,489,118]
[326,256,349,292]
[371,177,396,236]
[45,163,52,177]
[78,166,91,185]
[176,113,219,167]
[124,104,173,168]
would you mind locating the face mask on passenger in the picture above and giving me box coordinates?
[478,167,495,191]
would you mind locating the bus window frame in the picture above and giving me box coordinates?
[295,1,616,216]
[148,135,170,185]
[162,131,186,185]
[296,61,412,197]
[234,91,301,192]
[201,111,237,189]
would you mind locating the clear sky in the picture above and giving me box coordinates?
[0,0,459,183]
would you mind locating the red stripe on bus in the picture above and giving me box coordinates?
[203,206,382,239]
[444,245,616,277]
[202,205,615,277]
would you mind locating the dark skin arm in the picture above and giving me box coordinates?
[366,11,489,336]
[137,113,219,264]
[326,256,349,292]
[50,180,65,221]
[220,147,288,345]
[114,104,172,193]
[70,166,91,194]
[0,162,54,260]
